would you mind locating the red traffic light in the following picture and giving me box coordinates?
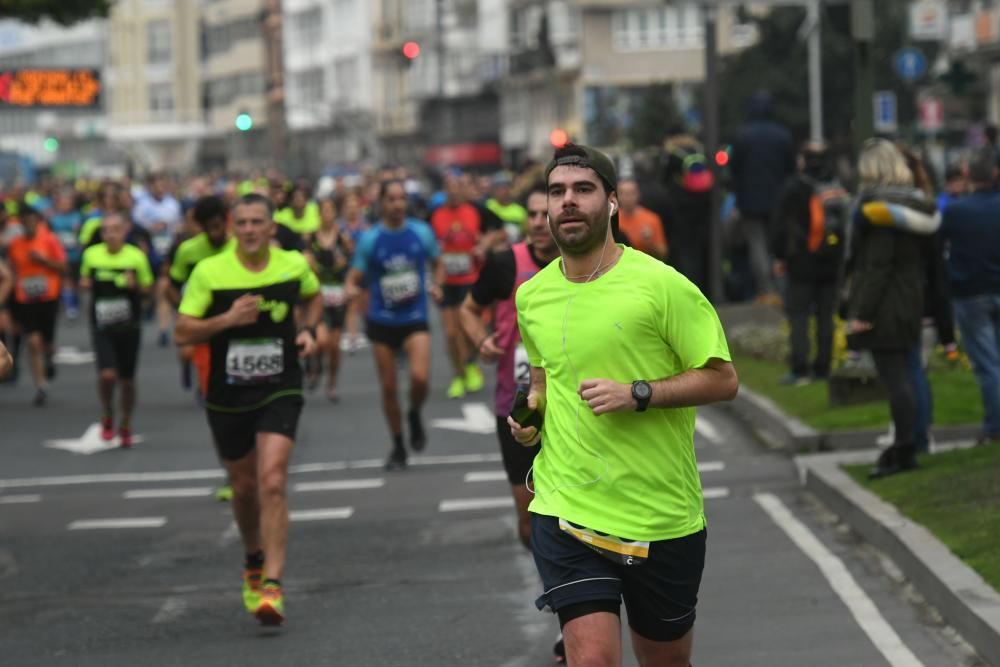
[549,128,569,148]
[402,41,421,59]
[715,149,730,167]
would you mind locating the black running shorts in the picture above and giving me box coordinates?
[495,415,538,486]
[323,304,347,330]
[10,300,58,343]
[440,284,470,308]
[92,327,141,379]
[365,319,429,351]
[531,513,706,642]
[206,394,304,461]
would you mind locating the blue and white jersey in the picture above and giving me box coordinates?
[352,219,439,326]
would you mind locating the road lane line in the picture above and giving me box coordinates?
[695,416,722,444]
[0,494,41,504]
[412,453,502,466]
[754,493,925,667]
[699,461,725,473]
[152,596,187,624]
[289,507,354,522]
[124,488,214,499]
[440,497,514,512]
[702,486,730,499]
[464,471,508,483]
[294,479,384,492]
[68,517,167,530]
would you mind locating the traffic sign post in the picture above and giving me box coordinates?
[894,47,928,83]
[918,97,944,133]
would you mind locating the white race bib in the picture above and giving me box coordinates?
[95,297,132,328]
[152,233,172,256]
[380,270,420,307]
[20,276,49,299]
[321,284,346,308]
[513,343,530,387]
[442,252,472,276]
[57,230,78,251]
[226,338,284,385]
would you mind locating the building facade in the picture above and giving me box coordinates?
[283,0,377,175]
[106,0,205,172]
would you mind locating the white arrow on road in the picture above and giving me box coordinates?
[45,423,144,455]
[54,346,95,365]
[430,402,495,434]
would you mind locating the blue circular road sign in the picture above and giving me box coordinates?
[894,48,927,83]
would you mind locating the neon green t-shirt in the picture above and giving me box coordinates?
[79,216,103,246]
[80,243,154,330]
[169,233,235,285]
[516,246,731,541]
[179,246,320,412]
[274,202,321,235]
[486,198,528,240]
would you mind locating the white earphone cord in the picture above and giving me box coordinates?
[526,226,613,496]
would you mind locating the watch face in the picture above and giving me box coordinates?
[635,382,652,399]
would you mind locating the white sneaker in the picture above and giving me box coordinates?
[876,422,895,448]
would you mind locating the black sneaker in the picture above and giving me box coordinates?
[33,388,47,407]
[45,358,56,380]
[384,447,408,471]
[408,409,426,452]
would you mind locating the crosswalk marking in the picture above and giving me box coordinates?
[0,494,41,504]
[293,479,384,492]
[439,497,514,512]
[464,471,508,483]
[124,488,213,499]
[69,517,167,530]
[289,507,354,522]
[703,486,730,499]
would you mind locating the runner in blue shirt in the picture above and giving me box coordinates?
[346,179,444,470]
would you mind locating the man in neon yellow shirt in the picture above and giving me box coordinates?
[485,173,528,242]
[510,144,738,667]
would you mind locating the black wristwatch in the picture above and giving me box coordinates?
[631,380,652,412]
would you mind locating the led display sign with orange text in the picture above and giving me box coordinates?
[0,69,101,108]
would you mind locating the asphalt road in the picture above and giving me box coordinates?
[0,313,986,666]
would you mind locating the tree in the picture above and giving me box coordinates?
[627,84,684,150]
[2,1,112,26]
[718,4,939,148]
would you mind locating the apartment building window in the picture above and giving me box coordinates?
[611,4,704,52]
[295,67,324,106]
[203,16,260,58]
[404,0,434,32]
[290,7,322,45]
[334,57,359,104]
[332,0,356,32]
[147,20,172,64]
[149,82,174,117]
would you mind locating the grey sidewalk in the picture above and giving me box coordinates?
[722,381,1000,666]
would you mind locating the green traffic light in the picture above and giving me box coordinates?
[43,137,59,152]
[235,113,253,132]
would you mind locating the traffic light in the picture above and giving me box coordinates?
[235,112,253,132]
[549,128,569,148]
[43,137,59,153]
[714,145,731,167]
[402,41,421,60]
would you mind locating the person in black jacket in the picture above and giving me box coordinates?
[846,139,936,479]
[730,91,796,302]
[772,142,849,385]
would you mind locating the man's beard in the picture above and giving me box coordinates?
[549,208,610,257]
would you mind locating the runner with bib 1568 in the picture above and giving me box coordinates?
[175,193,322,627]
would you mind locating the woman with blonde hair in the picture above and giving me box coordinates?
[846,138,937,478]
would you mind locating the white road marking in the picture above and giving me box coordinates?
[439,497,514,512]
[152,596,187,624]
[124,487,213,499]
[464,471,508,483]
[754,493,925,667]
[289,507,354,522]
[430,402,495,434]
[0,453,502,489]
[698,461,725,473]
[695,415,722,444]
[68,517,167,530]
[218,521,240,545]
[0,494,41,504]
[54,345,95,365]
[702,486,730,499]
[294,479,384,492]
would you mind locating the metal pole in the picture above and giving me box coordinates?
[807,0,824,142]
[704,7,722,304]
[851,0,875,156]
[264,0,288,171]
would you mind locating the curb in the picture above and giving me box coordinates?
[795,451,1000,667]
[728,385,982,452]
